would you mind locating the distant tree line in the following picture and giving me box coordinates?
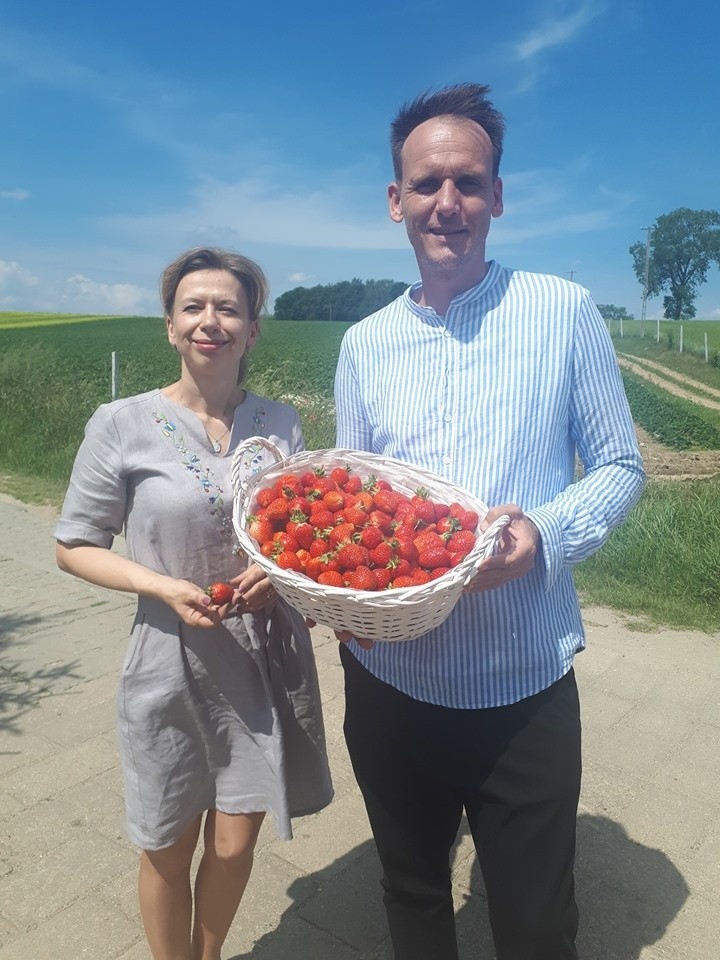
[273,278,408,322]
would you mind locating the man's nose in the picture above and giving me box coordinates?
[436,180,461,214]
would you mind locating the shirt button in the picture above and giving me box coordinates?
[444,329,452,338]
[442,455,451,464]
[444,414,453,423]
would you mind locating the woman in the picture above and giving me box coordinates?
[54,247,333,960]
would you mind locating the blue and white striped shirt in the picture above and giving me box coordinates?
[334,261,646,708]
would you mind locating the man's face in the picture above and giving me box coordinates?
[388,116,503,285]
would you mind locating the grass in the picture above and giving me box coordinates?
[0,311,133,328]
[574,479,720,633]
[1,311,719,633]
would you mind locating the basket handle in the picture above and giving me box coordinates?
[461,514,511,587]
[230,436,286,498]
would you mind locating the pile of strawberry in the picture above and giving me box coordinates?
[245,464,480,591]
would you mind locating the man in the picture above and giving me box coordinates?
[334,83,645,960]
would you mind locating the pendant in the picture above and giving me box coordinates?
[212,439,222,454]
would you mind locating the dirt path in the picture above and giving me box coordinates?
[616,354,720,410]
[613,353,720,477]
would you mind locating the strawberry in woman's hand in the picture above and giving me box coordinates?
[205,582,234,606]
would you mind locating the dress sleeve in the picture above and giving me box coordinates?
[54,404,127,548]
[526,293,646,588]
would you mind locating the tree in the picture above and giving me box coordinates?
[273,278,407,322]
[630,208,720,320]
[597,304,634,326]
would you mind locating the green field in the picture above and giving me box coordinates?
[0,311,133,328]
[608,317,720,361]
[1,310,719,632]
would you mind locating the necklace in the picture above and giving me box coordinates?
[205,425,230,454]
[172,388,234,454]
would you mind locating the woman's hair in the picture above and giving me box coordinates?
[160,247,269,383]
[160,247,269,323]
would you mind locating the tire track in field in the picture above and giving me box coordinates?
[616,355,720,411]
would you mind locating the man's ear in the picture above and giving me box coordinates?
[388,182,403,223]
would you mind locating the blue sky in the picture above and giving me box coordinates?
[1,0,718,318]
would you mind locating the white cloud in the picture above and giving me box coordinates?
[288,271,315,283]
[0,189,30,201]
[62,274,156,315]
[0,260,40,289]
[513,2,604,61]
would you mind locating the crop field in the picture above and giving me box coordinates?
[1,310,719,631]
[0,314,349,485]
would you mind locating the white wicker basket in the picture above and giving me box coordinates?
[230,437,508,642]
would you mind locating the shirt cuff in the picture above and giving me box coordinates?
[525,506,563,591]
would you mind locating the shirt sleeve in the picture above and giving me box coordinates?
[526,292,646,589]
[54,404,127,548]
[334,333,374,450]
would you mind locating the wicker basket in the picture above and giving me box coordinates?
[230,437,509,642]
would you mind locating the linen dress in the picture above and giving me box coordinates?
[54,388,333,850]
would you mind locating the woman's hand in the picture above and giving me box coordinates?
[230,563,278,613]
[162,578,235,627]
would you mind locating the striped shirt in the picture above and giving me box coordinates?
[334,261,646,708]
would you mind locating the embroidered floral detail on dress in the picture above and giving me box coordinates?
[234,406,270,481]
[153,411,241,555]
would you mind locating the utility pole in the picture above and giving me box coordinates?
[640,226,653,340]
[568,270,576,282]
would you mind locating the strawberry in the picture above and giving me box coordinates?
[255,486,277,509]
[287,496,312,517]
[374,567,394,590]
[291,521,315,550]
[309,537,329,557]
[411,488,436,525]
[330,466,351,487]
[323,490,345,512]
[342,474,363,494]
[360,526,385,550]
[459,509,479,532]
[344,566,379,591]
[418,546,452,569]
[412,570,432,585]
[396,536,419,564]
[205,582,234,605]
[343,505,371,528]
[337,543,371,570]
[247,515,274,545]
[273,531,300,553]
[428,566,452,581]
[367,509,394,533]
[329,522,356,549]
[447,530,476,556]
[391,575,416,589]
[276,551,303,572]
[369,541,396,567]
[436,515,462,537]
[318,570,345,587]
[413,530,445,552]
[309,506,335,529]
[373,489,405,514]
[266,497,290,523]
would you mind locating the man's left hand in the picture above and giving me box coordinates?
[464,503,540,593]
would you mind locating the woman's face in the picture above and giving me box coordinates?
[166,269,258,378]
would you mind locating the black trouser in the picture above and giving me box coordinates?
[340,645,581,960]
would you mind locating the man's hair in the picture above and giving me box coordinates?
[390,83,506,182]
[160,246,268,323]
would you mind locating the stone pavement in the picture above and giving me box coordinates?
[1,491,718,959]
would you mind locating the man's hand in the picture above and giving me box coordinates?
[335,630,374,650]
[464,504,541,593]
